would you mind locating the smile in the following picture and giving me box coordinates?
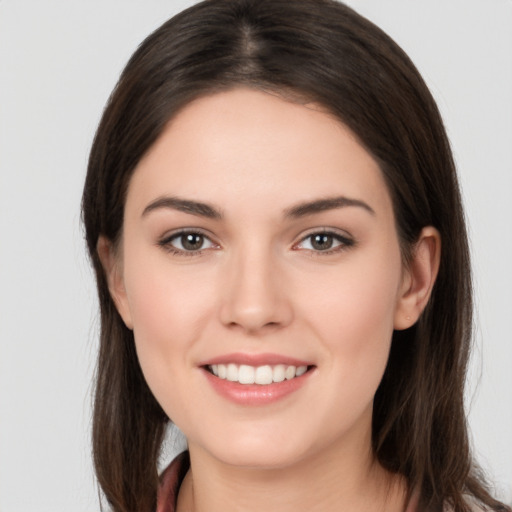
[200,353,315,405]
[208,364,308,385]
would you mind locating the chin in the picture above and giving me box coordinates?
[191,426,325,471]
[212,445,307,470]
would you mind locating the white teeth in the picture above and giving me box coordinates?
[226,363,238,382]
[255,365,273,385]
[238,365,255,384]
[218,364,227,379]
[209,363,309,385]
[296,365,307,376]
[285,365,296,380]
[273,364,285,383]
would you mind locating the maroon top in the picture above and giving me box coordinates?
[157,451,190,512]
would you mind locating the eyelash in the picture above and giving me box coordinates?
[158,229,217,257]
[294,229,355,255]
[158,229,355,257]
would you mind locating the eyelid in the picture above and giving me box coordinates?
[156,227,354,256]
[292,228,355,253]
[158,228,220,255]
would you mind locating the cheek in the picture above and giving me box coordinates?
[307,251,399,331]
[124,244,213,338]
[294,257,401,441]
[301,248,402,385]
[121,248,217,395]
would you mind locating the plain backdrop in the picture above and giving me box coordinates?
[0,1,511,510]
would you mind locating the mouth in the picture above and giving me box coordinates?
[205,363,313,385]
[199,353,315,404]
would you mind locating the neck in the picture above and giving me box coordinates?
[176,427,407,512]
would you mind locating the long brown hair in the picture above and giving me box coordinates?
[82,1,509,511]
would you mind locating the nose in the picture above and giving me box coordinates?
[219,245,294,334]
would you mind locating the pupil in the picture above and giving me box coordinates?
[312,234,333,250]
[182,233,203,250]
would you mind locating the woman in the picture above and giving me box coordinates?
[81,1,510,511]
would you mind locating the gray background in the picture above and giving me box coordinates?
[1,1,511,510]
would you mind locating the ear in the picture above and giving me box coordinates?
[96,236,133,330]
[394,226,441,330]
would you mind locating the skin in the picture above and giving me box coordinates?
[99,88,440,512]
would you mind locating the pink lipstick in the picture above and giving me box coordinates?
[199,353,315,405]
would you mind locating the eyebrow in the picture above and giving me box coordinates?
[142,196,223,219]
[141,194,375,220]
[284,196,375,218]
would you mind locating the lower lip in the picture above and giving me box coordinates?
[202,368,313,406]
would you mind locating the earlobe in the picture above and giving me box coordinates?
[394,227,441,330]
[96,236,134,330]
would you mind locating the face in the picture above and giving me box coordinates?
[108,88,416,469]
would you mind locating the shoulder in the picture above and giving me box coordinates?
[157,451,190,512]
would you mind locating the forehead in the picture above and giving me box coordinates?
[127,88,392,219]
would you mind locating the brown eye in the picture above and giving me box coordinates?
[181,233,205,251]
[310,234,334,251]
[160,230,216,254]
[295,231,354,253]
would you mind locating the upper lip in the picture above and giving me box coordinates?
[199,352,314,367]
